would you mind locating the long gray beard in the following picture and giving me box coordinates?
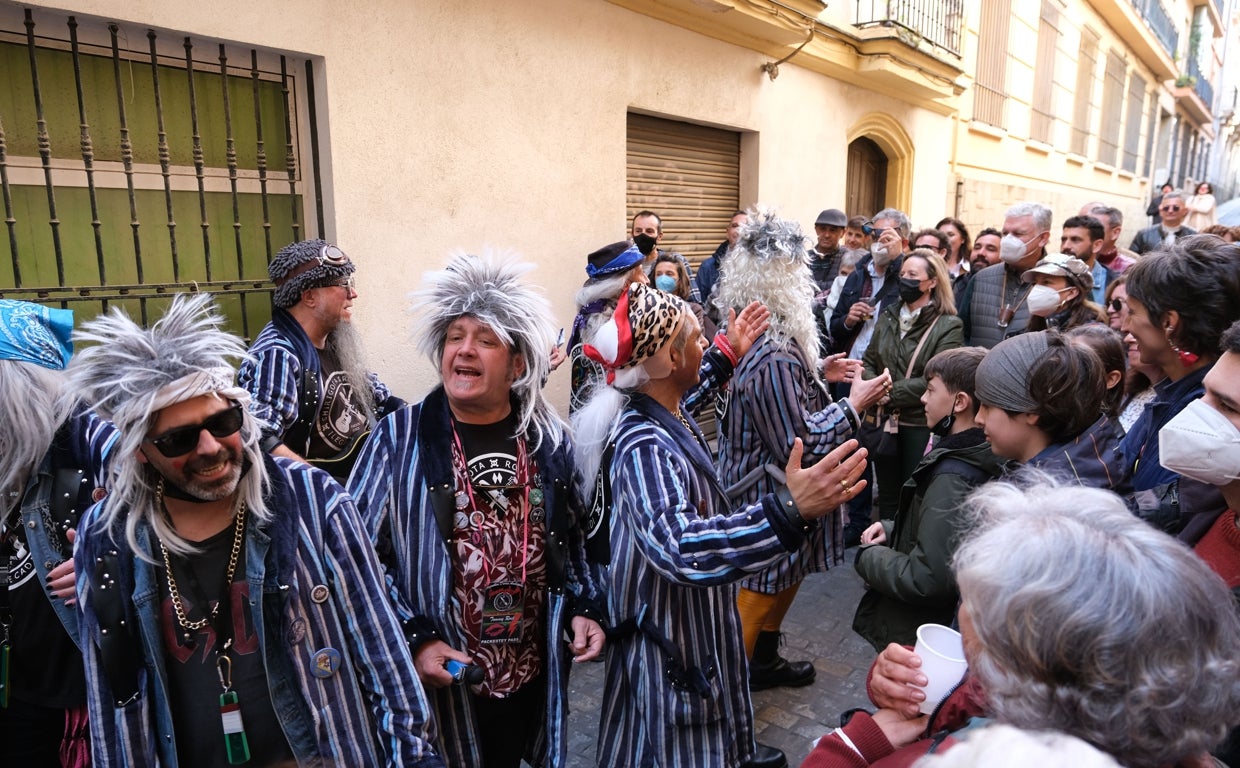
[326,321,377,414]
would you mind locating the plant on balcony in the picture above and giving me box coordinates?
[1175,73,1198,88]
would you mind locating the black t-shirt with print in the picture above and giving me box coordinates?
[305,347,369,460]
[159,523,293,767]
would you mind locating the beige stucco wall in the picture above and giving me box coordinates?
[21,0,953,409]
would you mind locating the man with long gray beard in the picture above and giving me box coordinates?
[239,239,405,479]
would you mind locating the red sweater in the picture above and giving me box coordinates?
[1194,510,1240,589]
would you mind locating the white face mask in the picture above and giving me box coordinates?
[870,241,890,267]
[1026,284,1065,317]
[1159,399,1240,487]
[1000,233,1038,265]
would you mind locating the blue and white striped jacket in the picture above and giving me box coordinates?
[718,335,854,594]
[75,455,443,767]
[347,386,603,768]
[598,394,811,767]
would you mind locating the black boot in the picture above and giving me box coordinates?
[740,742,788,768]
[749,630,815,691]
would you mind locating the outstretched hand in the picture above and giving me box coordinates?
[783,438,869,520]
[726,302,771,359]
[848,369,893,413]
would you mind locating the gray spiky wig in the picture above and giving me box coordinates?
[67,293,269,559]
[269,238,355,309]
[713,206,821,365]
[412,251,565,451]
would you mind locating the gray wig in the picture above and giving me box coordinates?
[0,361,74,498]
[712,206,819,366]
[954,475,1240,767]
[67,293,269,558]
[412,250,564,451]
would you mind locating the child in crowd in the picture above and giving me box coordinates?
[852,347,1005,651]
[973,330,1129,492]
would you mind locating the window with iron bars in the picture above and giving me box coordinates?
[0,5,322,339]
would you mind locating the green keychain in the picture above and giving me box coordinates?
[217,654,250,764]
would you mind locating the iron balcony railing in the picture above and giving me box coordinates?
[1127,0,1179,59]
[1187,56,1215,111]
[854,0,964,57]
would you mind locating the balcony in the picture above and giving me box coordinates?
[1128,0,1179,60]
[1187,57,1215,112]
[853,0,964,58]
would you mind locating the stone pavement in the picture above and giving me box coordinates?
[563,550,878,766]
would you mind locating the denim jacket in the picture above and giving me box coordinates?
[75,455,444,768]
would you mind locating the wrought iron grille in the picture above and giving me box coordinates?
[854,0,965,57]
[0,5,320,339]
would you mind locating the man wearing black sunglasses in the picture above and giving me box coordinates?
[69,294,444,767]
[1130,191,1197,255]
[240,239,405,479]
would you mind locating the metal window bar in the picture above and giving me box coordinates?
[1187,56,1215,112]
[1071,30,1099,156]
[1030,0,1059,145]
[1127,0,1178,60]
[853,0,965,57]
[0,8,314,337]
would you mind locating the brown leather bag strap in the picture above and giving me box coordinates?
[904,314,942,379]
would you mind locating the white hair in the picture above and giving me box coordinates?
[412,250,564,450]
[67,293,270,558]
[0,361,75,498]
[712,206,820,370]
[916,725,1120,768]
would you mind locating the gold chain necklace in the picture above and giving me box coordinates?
[672,409,693,434]
[158,501,247,632]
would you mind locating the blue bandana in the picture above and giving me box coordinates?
[585,243,644,279]
[0,300,73,369]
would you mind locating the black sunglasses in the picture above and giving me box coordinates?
[1109,298,1125,312]
[145,404,244,457]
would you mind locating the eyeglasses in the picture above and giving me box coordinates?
[317,244,350,266]
[322,276,356,291]
[145,404,244,457]
[1160,206,1183,213]
[862,221,891,238]
[1109,298,1126,312]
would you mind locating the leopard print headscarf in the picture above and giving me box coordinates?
[583,282,686,382]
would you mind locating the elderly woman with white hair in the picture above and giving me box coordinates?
[803,477,1240,767]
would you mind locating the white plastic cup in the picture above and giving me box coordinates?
[912,623,968,715]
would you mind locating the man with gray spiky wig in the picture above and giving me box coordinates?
[68,293,443,768]
[714,207,892,691]
[348,251,606,768]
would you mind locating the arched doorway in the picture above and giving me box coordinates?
[847,137,888,219]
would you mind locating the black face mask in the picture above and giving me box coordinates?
[929,412,955,437]
[633,233,658,256]
[897,277,927,305]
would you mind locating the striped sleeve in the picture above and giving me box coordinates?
[613,428,790,585]
[750,351,849,461]
[238,334,302,441]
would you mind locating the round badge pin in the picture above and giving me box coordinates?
[530,508,545,524]
[528,488,544,507]
[311,647,342,678]
[310,584,330,604]
[455,491,469,510]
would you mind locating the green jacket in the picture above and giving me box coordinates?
[861,303,963,427]
[851,430,1006,651]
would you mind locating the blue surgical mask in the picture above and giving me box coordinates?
[654,275,678,293]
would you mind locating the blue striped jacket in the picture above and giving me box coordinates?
[598,394,811,767]
[717,336,854,594]
[347,387,603,768]
[75,456,443,767]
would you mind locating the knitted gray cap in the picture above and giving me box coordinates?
[974,331,1050,413]
[268,238,356,308]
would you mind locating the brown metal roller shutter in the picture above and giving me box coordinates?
[626,113,740,270]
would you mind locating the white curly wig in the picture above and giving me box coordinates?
[411,250,564,451]
[712,206,820,365]
[67,293,269,558]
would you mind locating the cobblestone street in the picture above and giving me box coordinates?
[564,551,878,766]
